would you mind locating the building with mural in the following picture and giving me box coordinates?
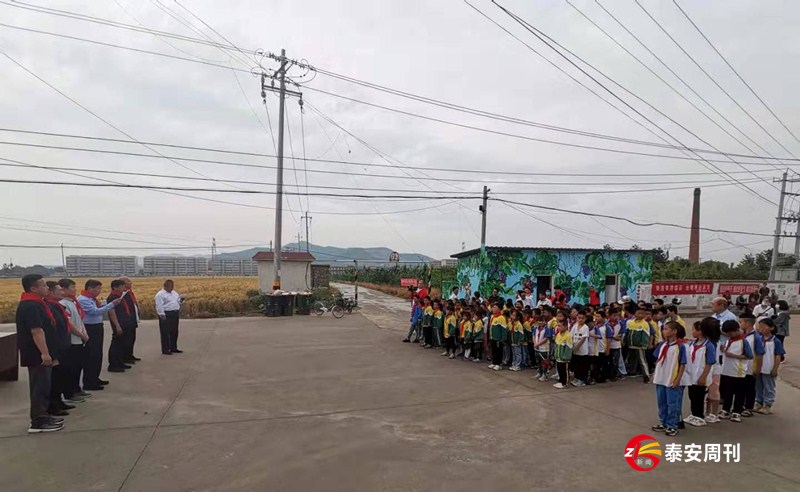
[452,246,654,305]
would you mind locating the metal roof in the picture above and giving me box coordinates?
[451,246,654,259]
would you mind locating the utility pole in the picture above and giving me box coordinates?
[353,259,359,305]
[60,243,66,274]
[297,232,302,251]
[211,237,217,277]
[301,212,312,253]
[479,185,490,247]
[770,172,788,281]
[262,49,303,290]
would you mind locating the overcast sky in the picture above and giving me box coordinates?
[1,0,799,266]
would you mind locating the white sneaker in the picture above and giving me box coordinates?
[488,364,495,369]
[686,415,707,427]
[538,375,547,382]
[553,382,566,389]
[441,351,449,356]
[448,354,455,359]
[718,410,731,420]
[704,413,720,424]
[550,373,559,380]
[730,413,742,422]
[492,365,501,371]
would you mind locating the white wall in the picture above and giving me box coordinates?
[257,261,311,292]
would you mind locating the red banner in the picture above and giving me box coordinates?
[652,282,714,296]
[717,283,760,295]
[400,278,419,287]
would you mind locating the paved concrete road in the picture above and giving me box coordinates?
[0,287,799,492]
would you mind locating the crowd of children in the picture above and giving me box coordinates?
[402,293,786,437]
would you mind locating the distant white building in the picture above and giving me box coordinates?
[66,255,137,277]
[437,259,457,267]
[252,251,315,292]
[210,257,259,276]
[143,256,208,276]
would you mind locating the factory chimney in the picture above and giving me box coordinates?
[689,188,701,264]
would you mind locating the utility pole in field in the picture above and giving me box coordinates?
[261,49,303,290]
[60,243,66,274]
[211,237,217,277]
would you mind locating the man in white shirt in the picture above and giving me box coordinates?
[57,278,91,402]
[448,286,459,302]
[536,292,552,309]
[155,279,184,355]
[519,287,534,309]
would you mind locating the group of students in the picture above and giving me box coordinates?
[403,293,786,437]
[15,273,141,433]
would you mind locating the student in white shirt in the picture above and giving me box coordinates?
[752,298,775,322]
[155,279,185,355]
[718,320,753,422]
[651,321,687,437]
[755,318,785,414]
[570,311,590,387]
[685,319,718,427]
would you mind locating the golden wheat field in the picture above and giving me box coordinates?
[0,277,260,323]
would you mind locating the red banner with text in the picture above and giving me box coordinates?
[652,282,714,296]
[400,278,419,287]
[717,283,760,295]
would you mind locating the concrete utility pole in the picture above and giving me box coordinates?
[60,243,66,274]
[770,172,788,281]
[353,259,359,305]
[480,185,490,247]
[301,212,312,253]
[262,49,303,290]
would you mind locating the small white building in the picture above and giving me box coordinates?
[253,251,315,292]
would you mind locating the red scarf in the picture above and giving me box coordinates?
[126,289,138,306]
[114,292,131,316]
[725,334,744,352]
[80,290,101,307]
[691,339,707,363]
[45,297,73,333]
[656,341,678,364]
[20,292,56,326]
[66,295,86,320]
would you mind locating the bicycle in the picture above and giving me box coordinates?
[312,299,345,318]
[342,297,358,314]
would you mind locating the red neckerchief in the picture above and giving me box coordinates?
[45,297,73,333]
[66,295,86,320]
[20,292,56,326]
[125,289,138,306]
[725,334,744,352]
[657,341,678,364]
[691,339,707,363]
[111,292,131,316]
[80,290,101,307]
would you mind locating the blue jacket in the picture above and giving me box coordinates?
[410,304,422,325]
[77,295,116,325]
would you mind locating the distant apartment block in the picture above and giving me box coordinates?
[66,255,137,277]
[210,257,258,276]
[143,256,209,276]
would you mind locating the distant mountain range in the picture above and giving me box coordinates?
[218,243,434,264]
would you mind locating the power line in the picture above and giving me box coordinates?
[3,5,797,165]
[0,158,772,194]
[4,128,795,169]
[566,0,783,191]
[635,0,799,160]
[0,176,484,199]
[489,1,777,206]
[0,243,259,250]
[493,197,784,238]
[671,0,800,148]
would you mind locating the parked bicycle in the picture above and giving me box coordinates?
[342,297,357,313]
[312,299,345,318]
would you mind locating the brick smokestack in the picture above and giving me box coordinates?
[689,188,701,263]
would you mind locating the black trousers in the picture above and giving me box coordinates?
[490,340,503,365]
[122,324,138,359]
[557,361,569,385]
[108,329,125,369]
[28,365,52,422]
[688,385,707,418]
[591,354,606,382]
[67,344,84,395]
[472,342,483,360]
[720,375,746,414]
[83,323,104,387]
[50,363,66,409]
[445,336,456,353]
[743,374,756,410]
[159,311,180,353]
[421,326,432,346]
[573,354,589,382]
